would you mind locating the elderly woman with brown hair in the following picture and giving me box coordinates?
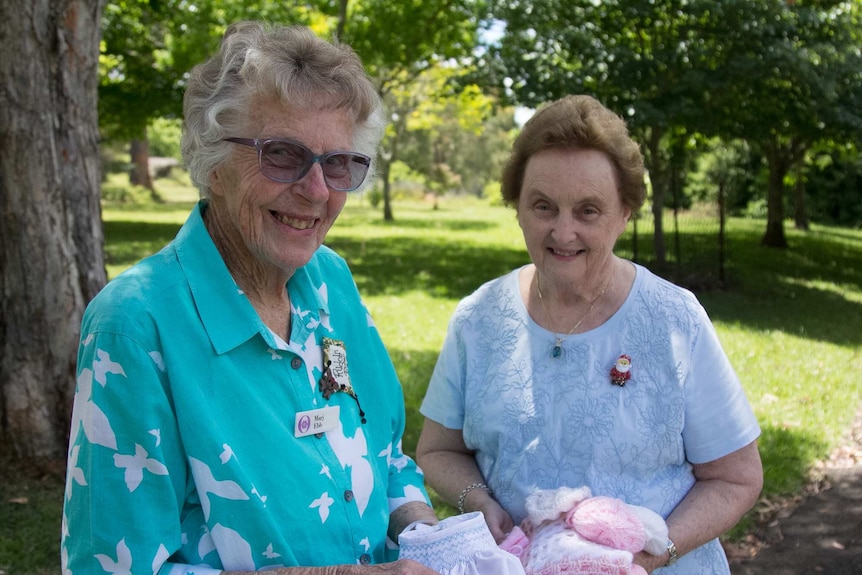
[62,21,440,575]
[416,95,763,574]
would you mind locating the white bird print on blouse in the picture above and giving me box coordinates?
[189,457,249,521]
[310,492,335,522]
[94,538,132,575]
[94,348,125,386]
[210,523,254,571]
[219,443,235,464]
[389,484,428,512]
[70,367,118,450]
[113,444,168,492]
[198,527,216,562]
[328,424,372,516]
[315,282,333,332]
[251,484,268,505]
[377,442,410,473]
[61,544,71,575]
[389,440,411,472]
[290,299,311,321]
[152,545,170,573]
[263,543,281,559]
[65,445,87,500]
[297,331,324,395]
[148,350,165,372]
[267,348,282,360]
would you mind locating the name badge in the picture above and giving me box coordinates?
[295,405,340,438]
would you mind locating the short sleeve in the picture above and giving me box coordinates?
[681,309,761,463]
[420,311,467,430]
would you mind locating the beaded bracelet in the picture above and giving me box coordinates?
[457,482,492,514]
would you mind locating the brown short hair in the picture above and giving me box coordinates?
[500,95,645,212]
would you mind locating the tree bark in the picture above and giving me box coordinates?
[762,143,790,248]
[129,135,154,191]
[793,165,810,231]
[644,128,667,266]
[0,0,106,458]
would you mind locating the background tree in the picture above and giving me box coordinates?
[0,0,106,458]
[686,0,862,247]
[334,0,485,220]
[99,0,312,194]
[398,68,495,207]
[480,0,707,264]
[480,0,862,252]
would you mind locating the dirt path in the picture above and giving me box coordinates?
[727,405,862,574]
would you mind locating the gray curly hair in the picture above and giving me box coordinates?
[181,21,385,197]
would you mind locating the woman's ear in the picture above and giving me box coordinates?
[208,167,225,198]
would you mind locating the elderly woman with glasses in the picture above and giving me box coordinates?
[62,22,440,575]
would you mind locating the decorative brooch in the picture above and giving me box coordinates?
[610,354,632,386]
[318,337,366,423]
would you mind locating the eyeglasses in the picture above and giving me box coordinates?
[224,137,371,192]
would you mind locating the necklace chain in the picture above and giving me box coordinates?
[535,272,607,358]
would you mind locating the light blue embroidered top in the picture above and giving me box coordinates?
[420,264,761,575]
[63,202,430,574]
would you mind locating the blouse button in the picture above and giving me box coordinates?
[359,554,371,565]
[290,357,302,369]
[314,432,324,439]
[344,490,354,502]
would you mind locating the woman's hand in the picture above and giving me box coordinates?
[475,498,515,543]
[632,549,668,574]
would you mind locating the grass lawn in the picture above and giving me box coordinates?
[2,175,860,574]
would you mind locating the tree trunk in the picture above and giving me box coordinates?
[0,0,106,459]
[645,128,667,266]
[382,112,407,223]
[129,135,154,191]
[335,0,348,42]
[793,166,810,231]
[762,145,790,248]
[381,156,394,222]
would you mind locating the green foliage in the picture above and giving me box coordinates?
[99,0,320,142]
[480,0,862,246]
[148,118,183,159]
[338,0,483,91]
[805,147,862,228]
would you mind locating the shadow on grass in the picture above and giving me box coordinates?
[385,347,441,457]
[327,235,529,300]
[757,423,829,496]
[334,214,500,233]
[635,227,862,349]
[103,220,183,270]
[103,216,862,349]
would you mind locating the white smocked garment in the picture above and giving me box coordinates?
[399,512,527,575]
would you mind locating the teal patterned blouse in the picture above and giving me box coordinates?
[62,202,430,574]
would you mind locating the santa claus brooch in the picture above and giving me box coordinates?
[610,354,632,386]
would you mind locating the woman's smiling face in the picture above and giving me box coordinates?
[517,147,631,286]
[208,98,354,276]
